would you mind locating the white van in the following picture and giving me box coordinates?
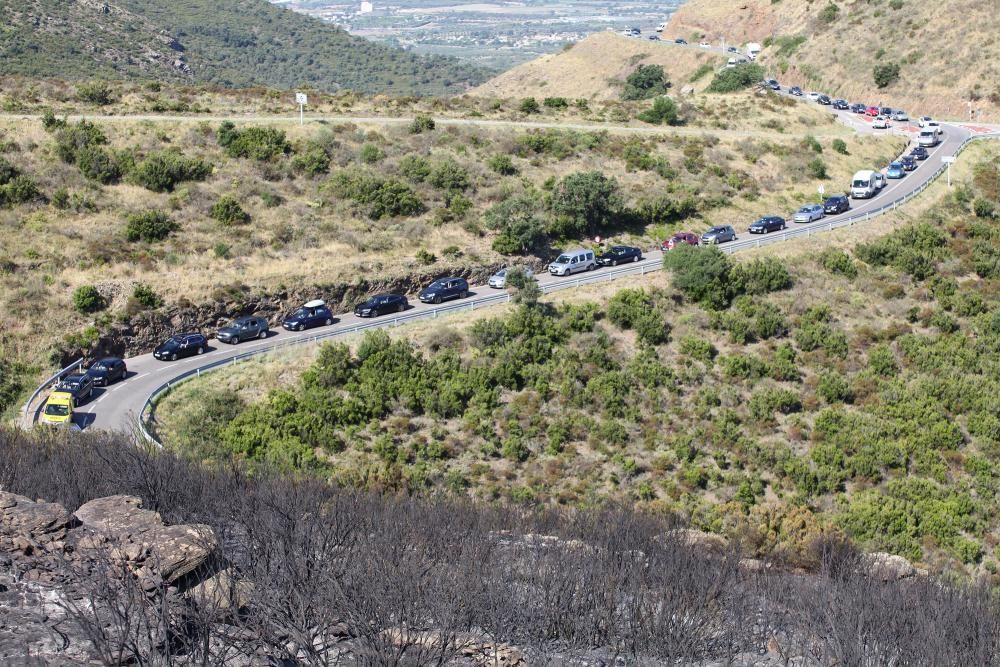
[746,42,762,59]
[917,129,940,147]
[549,248,596,276]
[851,170,881,199]
[656,22,666,32]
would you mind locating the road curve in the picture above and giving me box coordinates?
[29,114,997,436]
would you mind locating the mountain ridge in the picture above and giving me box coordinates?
[0,0,491,96]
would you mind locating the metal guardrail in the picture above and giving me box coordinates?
[21,358,84,427]
[100,130,1000,446]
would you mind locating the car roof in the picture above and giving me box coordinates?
[95,356,122,363]
[303,299,325,308]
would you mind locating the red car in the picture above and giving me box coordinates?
[865,105,880,117]
[661,232,700,250]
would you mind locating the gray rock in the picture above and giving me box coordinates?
[147,523,218,583]
[74,495,163,537]
[0,492,72,538]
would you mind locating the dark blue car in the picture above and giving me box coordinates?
[282,300,335,331]
[355,294,409,317]
[419,277,469,304]
[85,357,127,386]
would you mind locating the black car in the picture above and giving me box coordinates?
[850,103,867,114]
[674,38,688,44]
[283,300,334,331]
[153,333,208,361]
[748,215,786,234]
[910,146,929,161]
[879,106,893,117]
[789,86,803,96]
[823,195,850,214]
[216,316,269,344]
[355,294,408,318]
[85,357,127,386]
[766,79,780,90]
[419,277,469,304]
[56,373,95,403]
[832,99,849,110]
[901,155,917,171]
[597,245,643,266]
[817,94,832,105]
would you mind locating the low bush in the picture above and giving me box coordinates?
[211,195,250,226]
[637,96,681,126]
[730,258,793,295]
[820,249,858,278]
[125,210,178,242]
[76,146,121,184]
[132,283,163,309]
[409,115,436,134]
[218,122,290,160]
[75,81,113,106]
[72,285,106,314]
[873,62,901,88]
[326,169,425,220]
[359,143,385,164]
[488,154,518,176]
[832,139,850,155]
[749,387,802,422]
[708,63,765,93]
[664,245,732,310]
[622,64,670,101]
[428,160,470,192]
[130,151,211,193]
[0,175,41,208]
[519,97,540,114]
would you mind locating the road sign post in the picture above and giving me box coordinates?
[295,92,308,126]
[942,155,956,186]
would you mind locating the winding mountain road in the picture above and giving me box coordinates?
[21,103,999,437]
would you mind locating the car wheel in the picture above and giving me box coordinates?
[170,353,177,362]
[780,224,786,230]
[398,304,405,313]
[258,330,267,339]
[197,347,205,355]
[297,323,305,332]
[434,295,442,305]
[587,263,595,271]
[633,255,640,262]
[611,259,618,267]
[460,291,468,299]
[232,336,241,344]
[324,318,333,326]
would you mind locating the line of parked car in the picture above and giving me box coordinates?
[39,357,128,426]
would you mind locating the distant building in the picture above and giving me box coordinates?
[360,1,373,13]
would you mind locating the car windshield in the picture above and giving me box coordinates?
[91,363,108,371]
[429,281,446,289]
[60,378,82,389]
[852,179,869,187]
[291,308,310,318]
[45,403,70,417]
[555,255,572,263]
[165,337,183,346]
[493,270,507,278]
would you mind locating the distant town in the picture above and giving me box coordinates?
[269,0,683,70]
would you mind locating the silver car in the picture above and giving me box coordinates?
[793,204,825,223]
[488,266,534,289]
[701,225,737,244]
[891,110,909,121]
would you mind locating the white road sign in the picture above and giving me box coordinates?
[295,92,308,106]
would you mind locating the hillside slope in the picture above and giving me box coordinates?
[667,0,1000,121]
[472,32,725,101]
[0,0,490,95]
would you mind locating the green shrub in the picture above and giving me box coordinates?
[485,194,547,255]
[622,64,670,101]
[663,245,732,310]
[820,249,857,278]
[607,289,652,329]
[818,372,853,404]
[125,209,178,242]
[549,171,623,237]
[415,249,436,265]
[730,257,793,295]
[0,175,41,207]
[543,97,569,109]
[748,387,802,422]
[409,114,436,134]
[399,154,432,182]
[326,169,425,219]
[635,312,671,346]
[428,160,470,191]
[808,158,828,179]
[689,63,714,82]
[708,63,765,93]
[359,143,385,164]
[130,151,211,193]
[211,195,250,226]
[873,62,901,88]
[818,2,840,23]
[832,138,849,155]
[802,135,823,153]
[488,154,518,176]
[41,109,66,132]
[637,96,681,125]
[679,335,717,363]
[76,146,121,184]
[72,285,106,314]
[972,198,996,219]
[0,157,17,185]
[291,144,331,176]
[54,121,107,164]
[773,35,807,58]
[721,354,770,380]
[519,97,541,114]
[75,81,113,106]
[219,124,290,160]
[132,283,163,309]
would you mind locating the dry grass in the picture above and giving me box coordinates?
[668,0,1000,121]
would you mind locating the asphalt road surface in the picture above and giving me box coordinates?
[23,104,997,436]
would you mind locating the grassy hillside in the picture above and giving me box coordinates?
[0,83,901,416]
[158,141,1000,577]
[0,0,490,95]
[473,32,727,102]
[666,0,1000,121]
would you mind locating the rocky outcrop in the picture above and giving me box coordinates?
[864,552,928,582]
